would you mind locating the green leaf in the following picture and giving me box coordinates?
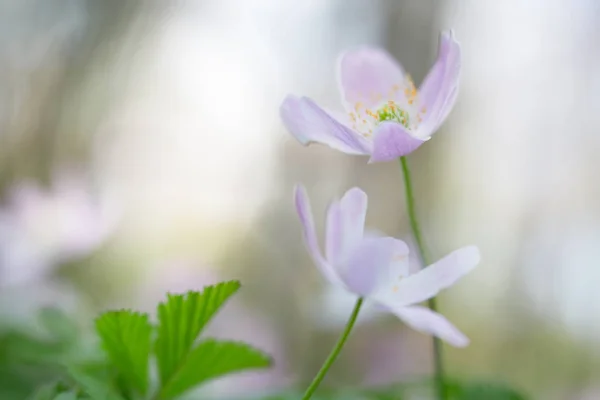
[95,310,152,395]
[39,307,79,343]
[449,381,528,400]
[155,280,241,386]
[53,392,78,400]
[159,339,271,399]
[66,366,125,400]
[28,381,71,400]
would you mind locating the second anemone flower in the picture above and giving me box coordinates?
[280,31,460,162]
[295,184,479,347]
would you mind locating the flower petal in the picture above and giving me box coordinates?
[387,305,469,347]
[373,246,480,307]
[280,95,371,155]
[340,236,398,297]
[369,122,426,163]
[356,233,411,301]
[338,48,405,109]
[388,239,410,279]
[416,30,461,138]
[325,187,368,266]
[294,185,345,287]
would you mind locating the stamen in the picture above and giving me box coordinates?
[366,109,378,120]
[403,75,418,105]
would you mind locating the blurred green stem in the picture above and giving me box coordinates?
[301,297,364,400]
[399,156,446,400]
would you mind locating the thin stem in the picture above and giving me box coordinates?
[302,297,364,400]
[399,156,446,400]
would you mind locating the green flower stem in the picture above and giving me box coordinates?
[399,156,446,400]
[302,297,364,400]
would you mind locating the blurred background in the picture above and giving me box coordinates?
[0,0,599,399]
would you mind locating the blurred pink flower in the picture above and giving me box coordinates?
[294,185,479,347]
[131,260,294,398]
[0,172,118,286]
[280,31,460,162]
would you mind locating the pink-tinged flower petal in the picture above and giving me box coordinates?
[340,236,398,297]
[325,187,368,266]
[388,305,469,347]
[369,122,426,163]
[373,246,480,307]
[280,95,371,155]
[294,185,345,287]
[338,48,405,109]
[416,30,461,138]
[388,239,410,279]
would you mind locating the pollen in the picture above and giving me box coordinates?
[393,285,399,293]
[354,102,362,111]
[404,75,418,105]
[366,109,379,120]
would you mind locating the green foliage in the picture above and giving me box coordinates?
[34,281,271,400]
[154,280,241,386]
[66,365,125,400]
[95,310,152,395]
[260,379,529,400]
[39,307,79,344]
[28,381,72,400]
[5,279,535,400]
[0,308,89,399]
[153,280,274,399]
[158,339,271,399]
[448,381,529,400]
[53,392,78,400]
